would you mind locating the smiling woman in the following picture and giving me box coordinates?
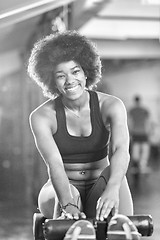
[54,61,87,101]
[28,31,101,99]
[27,30,133,221]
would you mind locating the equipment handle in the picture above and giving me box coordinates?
[128,214,153,237]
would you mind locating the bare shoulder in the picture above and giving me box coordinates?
[96,91,127,121]
[97,91,125,111]
[29,98,57,132]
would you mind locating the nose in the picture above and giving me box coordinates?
[65,74,75,84]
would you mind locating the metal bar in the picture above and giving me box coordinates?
[0,0,75,28]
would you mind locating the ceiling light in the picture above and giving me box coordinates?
[141,0,160,5]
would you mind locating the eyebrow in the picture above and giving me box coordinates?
[71,65,80,71]
[55,71,64,74]
[55,65,80,74]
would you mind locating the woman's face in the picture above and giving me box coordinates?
[54,60,87,100]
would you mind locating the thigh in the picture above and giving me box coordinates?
[85,167,133,218]
[38,179,83,218]
[38,179,56,218]
[85,167,110,218]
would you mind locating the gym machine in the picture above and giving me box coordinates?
[33,213,154,240]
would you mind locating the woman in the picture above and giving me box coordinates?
[28,30,133,221]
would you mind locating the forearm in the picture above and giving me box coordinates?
[48,163,74,206]
[108,148,130,188]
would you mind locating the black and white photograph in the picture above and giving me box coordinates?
[0,0,160,239]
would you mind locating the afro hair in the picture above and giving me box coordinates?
[28,30,102,98]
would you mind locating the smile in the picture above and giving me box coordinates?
[65,85,79,92]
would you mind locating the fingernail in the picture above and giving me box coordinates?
[100,216,104,221]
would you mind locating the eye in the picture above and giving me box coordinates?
[56,74,65,80]
[73,69,80,75]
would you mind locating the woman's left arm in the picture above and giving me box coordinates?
[96,96,130,221]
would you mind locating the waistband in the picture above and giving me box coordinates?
[69,178,97,187]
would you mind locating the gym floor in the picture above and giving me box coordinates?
[0,159,159,240]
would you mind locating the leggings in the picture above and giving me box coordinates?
[38,167,133,219]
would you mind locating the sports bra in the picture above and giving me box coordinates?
[53,91,110,163]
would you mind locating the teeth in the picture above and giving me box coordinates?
[66,85,79,92]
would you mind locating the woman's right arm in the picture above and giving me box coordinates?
[29,109,81,217]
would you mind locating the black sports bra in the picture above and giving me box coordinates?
[53,91,110,163]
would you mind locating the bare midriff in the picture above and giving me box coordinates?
[64,156,109,183]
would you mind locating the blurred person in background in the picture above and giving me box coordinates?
[28,30,133,222]
[128,95,151,174]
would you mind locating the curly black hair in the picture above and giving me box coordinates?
[27,30,102,98]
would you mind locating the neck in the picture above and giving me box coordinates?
[62,90,88,111]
